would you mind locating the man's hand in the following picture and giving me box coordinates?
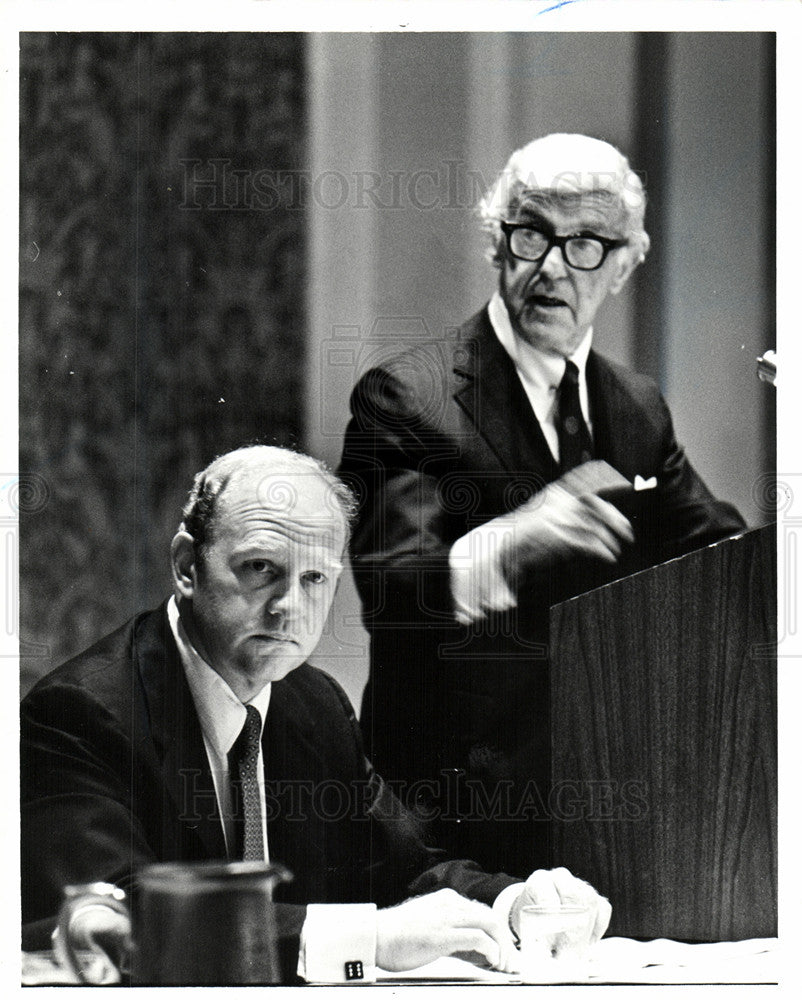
[506,480,634,574]
[509,867,612,957]
[52,898,132,984]
[376,888,517,973]
[450,475,633,625]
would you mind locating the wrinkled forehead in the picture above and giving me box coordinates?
[513,187,626,233]
[216,468,347,552]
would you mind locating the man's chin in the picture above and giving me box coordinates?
[257,652,305,682]
[516,319,578,356]
[263,663,303,683]
[242,642,306,683]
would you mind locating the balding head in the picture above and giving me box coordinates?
[179,445,356,565]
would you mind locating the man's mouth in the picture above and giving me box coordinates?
[528,293,568,309]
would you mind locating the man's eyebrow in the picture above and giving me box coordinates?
[232,547,344,574]
[515,201,548,220]
[515,210,616,239]
[231,547,280,562]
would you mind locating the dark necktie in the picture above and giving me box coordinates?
[557,359,594,473]
[228,705,264,861]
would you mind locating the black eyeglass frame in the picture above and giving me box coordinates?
[499,221,628,272]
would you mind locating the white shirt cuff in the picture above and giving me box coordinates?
[493,882,526,944]
[297,903,378,983]
[449,520,517,622]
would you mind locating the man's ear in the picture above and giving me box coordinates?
[171,531,198,599]
[610,234,650,296]
[609,252,638,296]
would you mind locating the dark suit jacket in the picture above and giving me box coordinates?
[20,603,517,979]
[338,307,745,877]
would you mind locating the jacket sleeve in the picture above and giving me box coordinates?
[651,391,746,560]
[21,679,159,927]
[319,671,520,907]
[339,365,460,628]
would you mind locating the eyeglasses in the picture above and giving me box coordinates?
[500,222,628,271]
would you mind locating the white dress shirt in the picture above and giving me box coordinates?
[167,596,521,981]
[487,290,594,463]
[167,596,272,860]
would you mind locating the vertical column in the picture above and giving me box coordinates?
[632,33,671,382]
[304,34,379,711]
[305,33,379,469]
[465,33,513,310]
[660,33,774,527]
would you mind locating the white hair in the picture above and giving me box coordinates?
[479,133,650,269]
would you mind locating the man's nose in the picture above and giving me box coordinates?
[538,243,568,280]
[266,578,302,627]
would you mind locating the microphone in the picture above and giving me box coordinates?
[756,350,776,386]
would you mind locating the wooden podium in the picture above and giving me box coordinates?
[549,524,777,941]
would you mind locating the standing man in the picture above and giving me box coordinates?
[339,134,745,878]
[22,444,610,983]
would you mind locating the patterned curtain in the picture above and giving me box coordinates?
[20,33,305,693]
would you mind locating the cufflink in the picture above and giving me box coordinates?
[344,960,364,981]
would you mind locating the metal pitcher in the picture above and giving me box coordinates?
[55,860,293,985]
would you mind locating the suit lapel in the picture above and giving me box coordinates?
[265,676,331,782]
[452,310,558,480]
[263,672,333,898]
[587,351,645,478]
[135,605,227,860]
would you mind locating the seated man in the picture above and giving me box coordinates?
[21,444,610,983]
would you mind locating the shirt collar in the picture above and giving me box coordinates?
[167,596,271,757]
[487,290,593,390]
